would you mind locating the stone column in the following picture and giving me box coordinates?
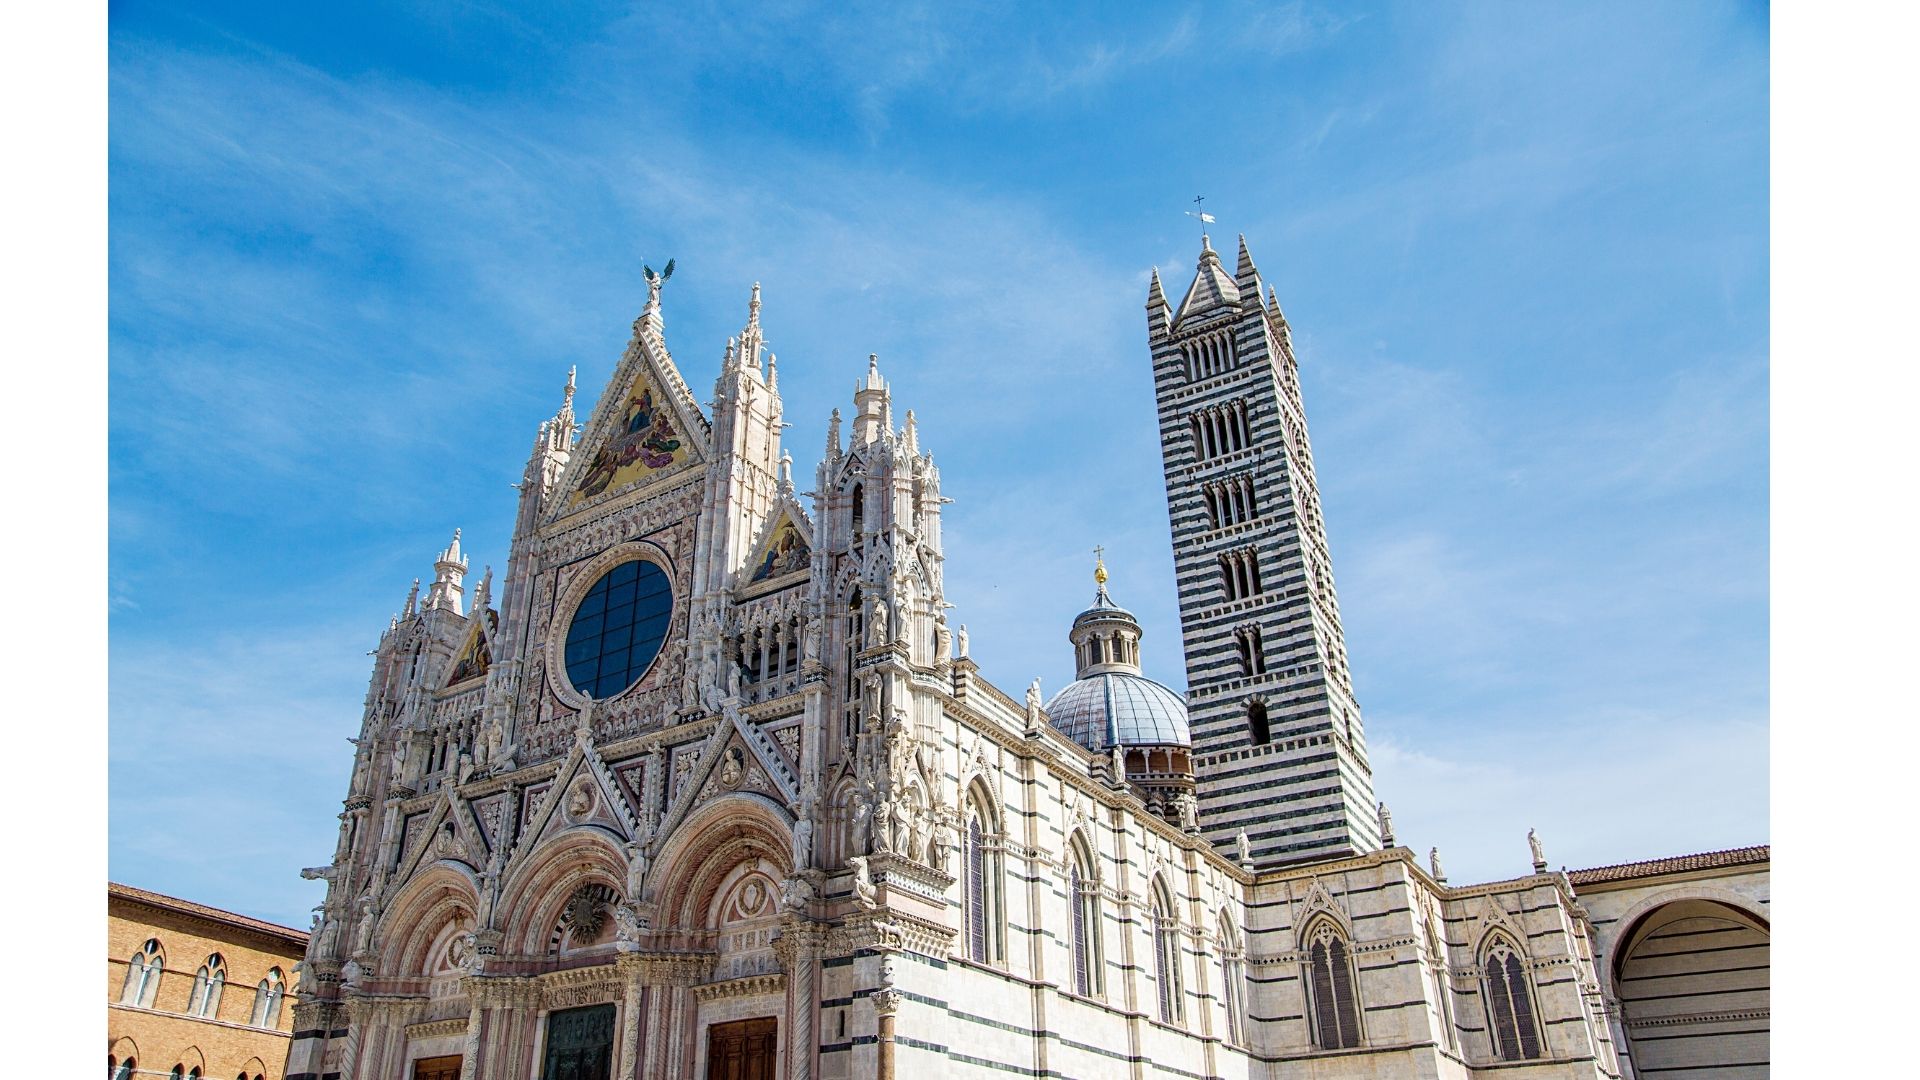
[615,955,647,1080]
[776,923,824,1080]
[337,997,366,1080]
[458,985,485,1080]
[871,989,899,1080]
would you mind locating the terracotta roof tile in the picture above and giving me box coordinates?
[109,881,310,947]
[1567,844,1769,886]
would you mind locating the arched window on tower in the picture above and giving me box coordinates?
[1151,877,1184,1025]
[250,968,286,1028]
[849,483,865,538]
[964,790,1003,965]
[121,939,164,1007]
[111,1058,134,1080]
[1068,834,1102,998]
[187,954,226,1019]
[1304,918,1362,1049]
[1481,933,1542,1061]
[1247,700,1271,745]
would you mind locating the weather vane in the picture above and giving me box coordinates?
[1186,195,1216,236]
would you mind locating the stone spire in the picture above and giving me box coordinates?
[853,355,890,446]
[1234,232,1259,286]
[1172,232,1243,327]
[424,529,468,613]
[470,565,492,615]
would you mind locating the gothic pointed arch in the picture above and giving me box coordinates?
[1066,830,1102,998]
[647,792,793,934]
[1478,928,1542,1061]
[1218,907,1247,1046]
[121,939,164,1006]
[1301,913,1363,1050]
[495,828,629,956]
[378,862,480,978]
[961,780,1004,965]
[1150,874,1184,1024]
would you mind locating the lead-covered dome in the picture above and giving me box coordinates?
[1046,671,1191,753]
[1044,556,1192,754]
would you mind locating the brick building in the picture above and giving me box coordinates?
[109,882,309,1080]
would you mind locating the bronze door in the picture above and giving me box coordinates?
[542,1003,616,1080]
[411,1056,462,1080]
[705,1017,777,1080]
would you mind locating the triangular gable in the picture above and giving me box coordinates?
[444,609,497,688]
[553,330,710,519]
[742,506,814,586]
[386,789,488,895]
[506,728,642,869]
[653,714,799,842]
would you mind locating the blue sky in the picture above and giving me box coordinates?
[108,1,1768,928]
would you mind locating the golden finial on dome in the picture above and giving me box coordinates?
[1093,545,1108,585]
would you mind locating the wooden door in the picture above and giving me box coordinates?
[705,1017,777,1080]
[410,1056,462,1080]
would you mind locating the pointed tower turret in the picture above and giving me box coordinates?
[816,351,948,765]
[853,355,889,447]
[1147,231,1377,867]
[1172,233,1243,328]
[424,529,468,613]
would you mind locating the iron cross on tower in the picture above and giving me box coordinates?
[1186,195,1215,237]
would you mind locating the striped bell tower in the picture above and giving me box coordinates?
[1147,232,1380,867]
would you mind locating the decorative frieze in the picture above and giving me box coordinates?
[692,973,786,1002]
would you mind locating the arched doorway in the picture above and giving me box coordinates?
[1614,899,1768,1078]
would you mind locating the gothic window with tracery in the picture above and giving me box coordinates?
[1481,934,1542,1061]
[1068,836,1101,997]
[250,968,286,1028]
[187,954,226,1018]
[1220,912,1247,1046]
[964,793,1002,965]
[1151,877,1184,1024]
[121,939,164,1006]
[1426,918,1459,1051]
[1304,919,1362,1050]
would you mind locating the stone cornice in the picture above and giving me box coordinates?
[405,1017,469,1040]
[692,973,786,1002]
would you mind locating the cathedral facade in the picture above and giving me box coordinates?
[284,236,1768,1080]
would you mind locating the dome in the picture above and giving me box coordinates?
[1045,671,1192,754]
